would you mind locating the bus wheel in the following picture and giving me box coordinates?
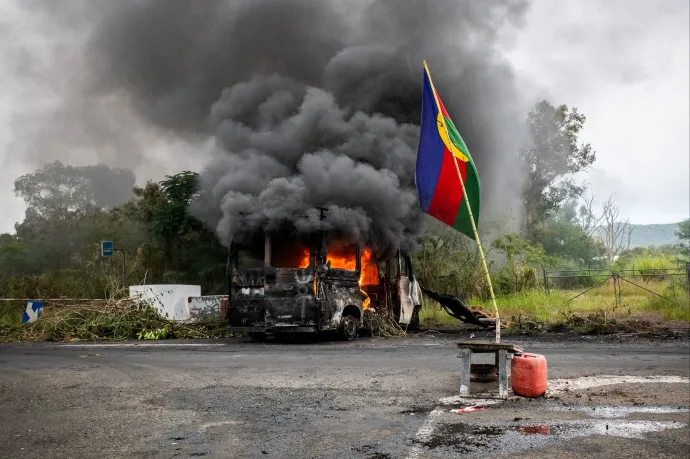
[408,308,421,332]
[249,332,266,342]
[339,315,359,341]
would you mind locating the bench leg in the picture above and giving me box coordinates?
[460,348,471,396]
[498,349,508,398]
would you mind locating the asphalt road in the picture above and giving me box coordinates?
[1,334,688,459]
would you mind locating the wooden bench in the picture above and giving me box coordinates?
[457,341,524,398]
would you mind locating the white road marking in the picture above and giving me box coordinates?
[406,406,444,459]
[438,395,501,406]
[59,343,227,348]
[549,405,690,418]
[548,375,690,395]
[201,420,242,430]
[407,396,504,459]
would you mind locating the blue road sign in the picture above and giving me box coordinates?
[101,241,114,257]
[22,301,43,324]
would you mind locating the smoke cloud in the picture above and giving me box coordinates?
[200,75,422,248]
[7,0,532,250]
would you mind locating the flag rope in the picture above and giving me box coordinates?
[423,60,501,343]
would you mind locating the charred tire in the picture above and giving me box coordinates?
[408,308,421,332]
[339,314,359,341]
[249,332,266,342]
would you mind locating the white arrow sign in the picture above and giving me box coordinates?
[22,302,43,323]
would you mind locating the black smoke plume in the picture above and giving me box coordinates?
[15,0,531,250]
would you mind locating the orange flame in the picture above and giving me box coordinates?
[324,243,378,310]
[297,248,310,268]
[359,248,378,310]
[359,248,379,286]
[361,290,371,310]
[326,244,357,270]
[272,244,310,268]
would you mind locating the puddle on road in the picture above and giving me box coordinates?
[514,425,551,435]
[552,404,689,418]
[419,423,505,452]
[352,443,392,459]
[400,406,435,416]
[415,420,687,455]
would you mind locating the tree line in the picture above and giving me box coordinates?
[1,100,687,299]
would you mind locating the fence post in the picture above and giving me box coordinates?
[543,268,549,295]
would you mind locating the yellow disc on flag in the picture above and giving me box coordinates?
[436,113,469,162]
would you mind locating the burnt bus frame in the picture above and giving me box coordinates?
[226,231,419,337]
[226,231,363,335]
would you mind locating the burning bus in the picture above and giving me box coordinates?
[226,231,423,341]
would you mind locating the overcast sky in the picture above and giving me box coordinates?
[0,0,688,233]
[504,0,689,225]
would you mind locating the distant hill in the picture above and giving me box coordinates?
[628,222,682,248]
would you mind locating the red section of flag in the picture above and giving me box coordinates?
[434,90,450,118]
[426,147,465,225]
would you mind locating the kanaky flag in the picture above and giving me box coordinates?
[415,62,480,239]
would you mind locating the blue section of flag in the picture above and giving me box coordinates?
[22,301,43,324]
[415,68,445,213]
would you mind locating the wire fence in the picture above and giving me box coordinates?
[543,263,690,307]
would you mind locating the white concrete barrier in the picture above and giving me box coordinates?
[188,295,226,322]
[129,285,201,321]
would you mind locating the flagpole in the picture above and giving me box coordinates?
[449,155,501,343]
[423,61,501,343]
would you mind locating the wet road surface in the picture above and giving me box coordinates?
[0,334,688,458]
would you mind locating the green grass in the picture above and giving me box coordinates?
[0,302,23,327]
[419,296,463,326]
[420,277,690,327]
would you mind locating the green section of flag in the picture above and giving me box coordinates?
[445,116,480,238]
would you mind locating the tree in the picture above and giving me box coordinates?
[124,172,228,291]
[519,101,596,243]
[541,201,604,266]
[597,194,632,263]
[9,162,140,281]
[1,165,230,298]
[155,171,204,240]
[577,189,605,238]
[677,219,690,240]
[676,218,690,257]
[490,233,547,294]
[14,161,135,222]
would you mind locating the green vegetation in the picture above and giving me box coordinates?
[676,218,690,258]
[414,202,689,330]
[0,163,228,299]
[421,232,688,324]
[1,102,687,341]
[421,276,689,330]
[0,296,228,343]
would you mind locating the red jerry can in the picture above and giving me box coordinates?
[511,353,547,397]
